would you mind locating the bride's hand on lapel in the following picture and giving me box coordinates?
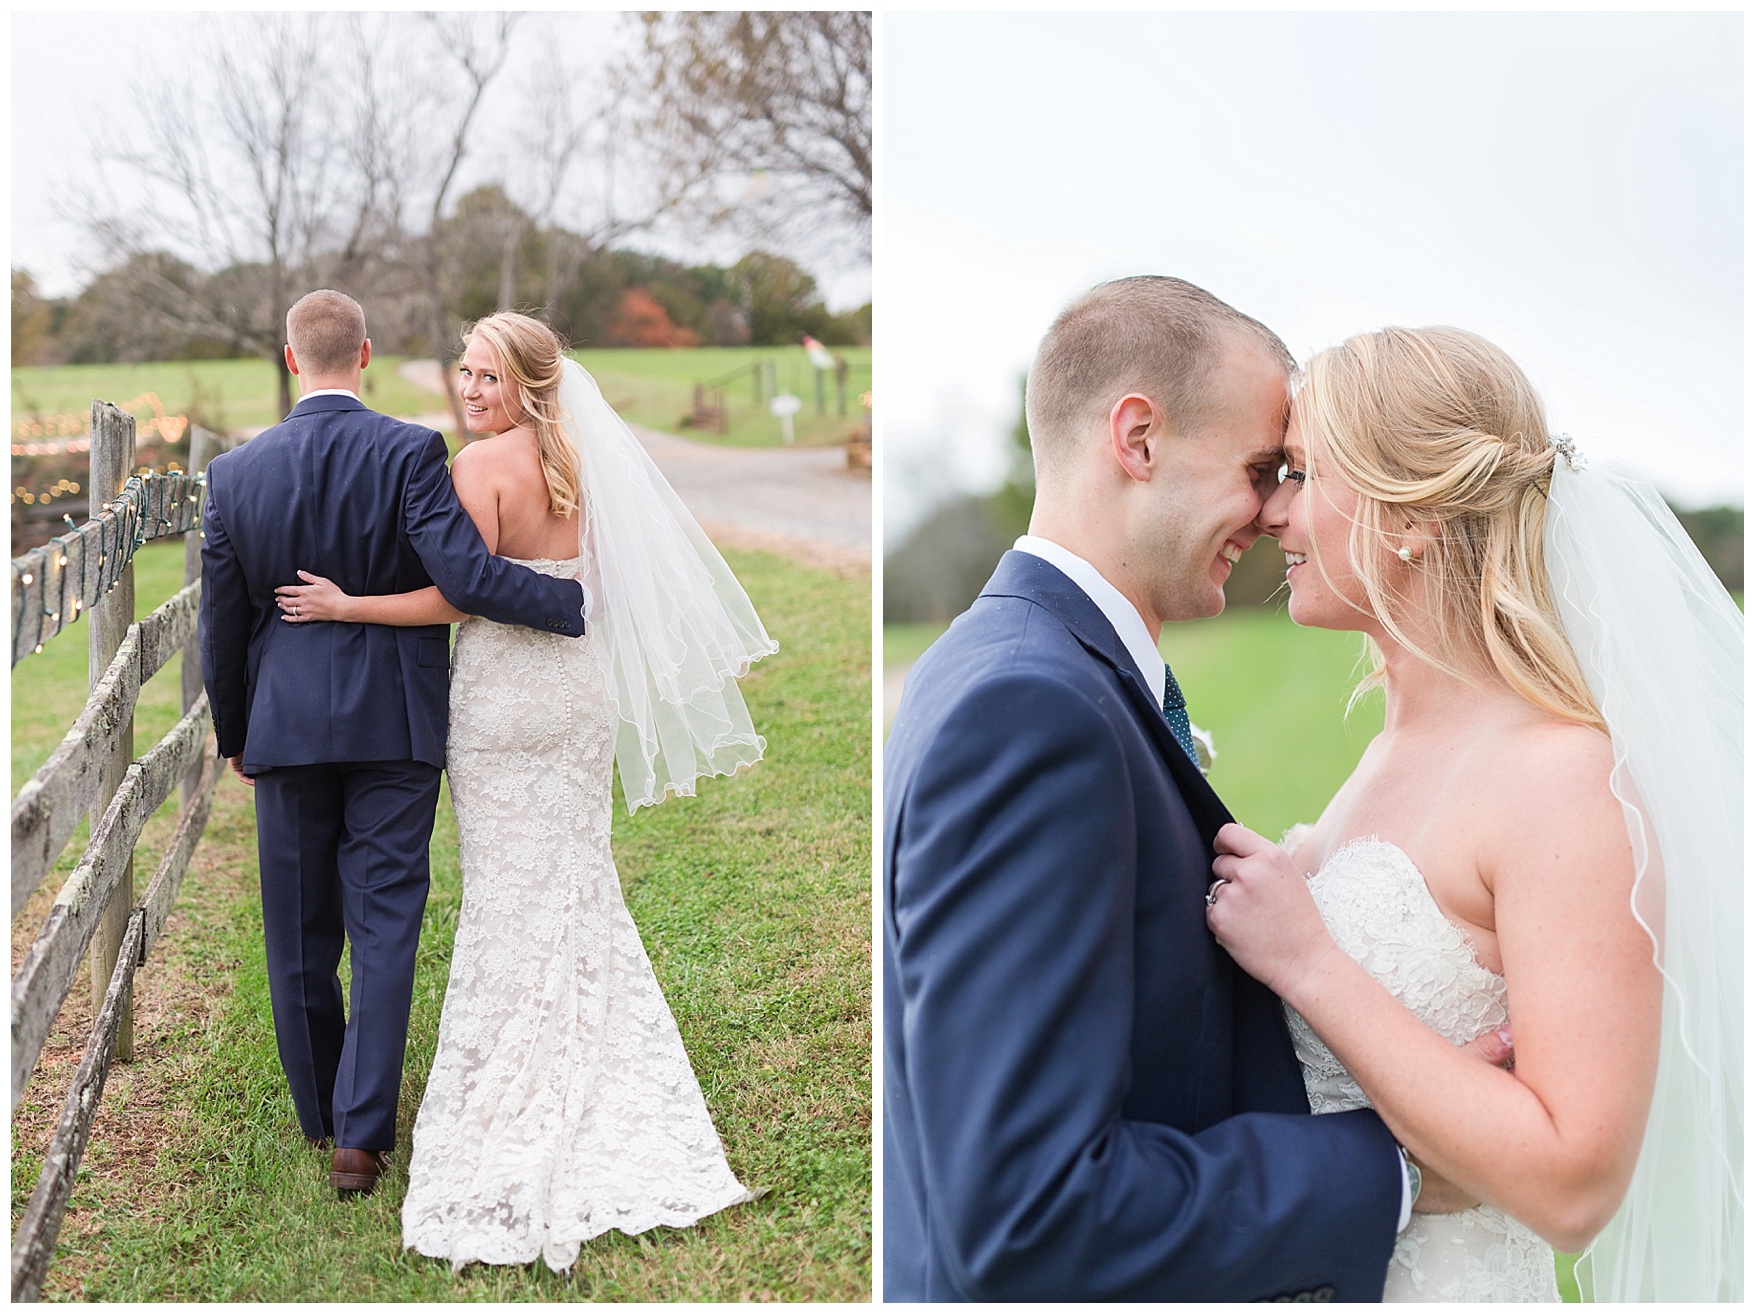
[1206,822,1340,1000]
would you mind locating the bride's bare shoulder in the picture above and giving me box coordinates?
[1510,713,1612,770]
[452,428,545,491]
[1481,716,1630,884]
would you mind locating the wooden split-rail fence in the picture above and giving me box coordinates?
[10,402,230,1302]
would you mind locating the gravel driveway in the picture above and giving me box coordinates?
[393,360,870,573]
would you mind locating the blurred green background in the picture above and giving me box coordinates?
[884,610,1382,838]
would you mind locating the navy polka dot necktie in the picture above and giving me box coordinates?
[1162,665,1198,765]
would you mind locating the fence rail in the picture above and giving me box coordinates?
[11,584,202,916]
[11,462,205,666]
[11,672,212,1103]
[10,402,229,1302]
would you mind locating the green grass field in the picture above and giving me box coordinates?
[11,346,873,451]
[575,346,871,449]
[12,541,872,1300]
[9,358,437,438]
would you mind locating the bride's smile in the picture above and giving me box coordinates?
[1260,417,1388,635]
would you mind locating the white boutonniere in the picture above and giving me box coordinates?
[1189,723,1216,777]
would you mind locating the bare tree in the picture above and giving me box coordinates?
[629,11,872,257]
[386,12,523,437]
[496,33,676,317]
[78,14,366,418]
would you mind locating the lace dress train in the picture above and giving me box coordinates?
[1284,829,1560,1302]
[401,558,753,1273]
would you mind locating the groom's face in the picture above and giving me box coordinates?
[1146,342,1289,621]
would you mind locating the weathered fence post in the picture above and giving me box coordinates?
[835,356,849,416]
[88,401,135,1062]
[180,428,212,812]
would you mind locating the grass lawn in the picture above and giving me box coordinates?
[882,609,1584,1300]
[575,346,871,450]
[10,358,437,438]
[12,543,872,1300]
[11,346,873,451]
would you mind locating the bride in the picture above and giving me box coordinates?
[276,311,776,1270]
[1203,326,1741,1301]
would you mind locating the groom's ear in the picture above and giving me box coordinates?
[1108,393,1161,483]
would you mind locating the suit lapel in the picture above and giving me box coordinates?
[980,552,1234,840]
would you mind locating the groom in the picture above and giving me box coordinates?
[884,277,1493,1300]
[200,290,587,1196]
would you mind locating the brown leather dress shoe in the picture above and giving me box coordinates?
[330,1147,392,1197]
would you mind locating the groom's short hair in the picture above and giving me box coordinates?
[1025,276,1294,477]
[286,290,367,375]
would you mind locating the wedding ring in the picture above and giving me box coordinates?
[1205,878,1228,907]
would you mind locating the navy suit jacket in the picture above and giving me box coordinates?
[199,393,585,773]
[883,551,1402,1301]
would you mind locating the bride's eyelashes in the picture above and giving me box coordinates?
[1278,464,1307,486]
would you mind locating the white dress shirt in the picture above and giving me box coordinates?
[298,387,360,402]
[1012,534,1413,1229]
[1013,535,1168,704]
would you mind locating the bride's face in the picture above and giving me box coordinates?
[458,336,522,435]
[1260,411,1378,634]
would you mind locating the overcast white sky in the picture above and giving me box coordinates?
[882,11,1743,536]
[11,11,871,310]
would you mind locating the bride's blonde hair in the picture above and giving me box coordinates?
[1299,325,1605,733]
[462,311,580,519]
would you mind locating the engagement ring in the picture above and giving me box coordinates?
[1205,878,1228,907]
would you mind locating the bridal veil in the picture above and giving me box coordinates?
[558,358,777,811]
[1543,452,1743,1301]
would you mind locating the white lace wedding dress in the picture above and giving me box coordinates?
[401,557,754,1273]
[1282,828,1560,1302]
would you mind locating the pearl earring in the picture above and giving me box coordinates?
[1397,546,1413,563]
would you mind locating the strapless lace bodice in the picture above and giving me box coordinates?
[1283,829,1559,1302]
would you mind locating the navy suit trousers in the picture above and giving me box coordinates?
[253,760,441,1150]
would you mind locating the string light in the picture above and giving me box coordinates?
[12,480,85,507]
[15,466,206,660]
[10,393,188,451]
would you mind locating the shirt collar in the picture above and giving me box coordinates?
[1013,535,1167,700]
[298,387,360,401]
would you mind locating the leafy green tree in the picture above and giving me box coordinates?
[727,251,822,345]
